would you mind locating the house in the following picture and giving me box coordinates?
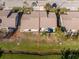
[3,0,24,10]
[61,0,79,11]
[61,12,79,32]
[20,11,57,32]
[0,10,57,32]
[0,0,79,11]
[1,0,51,10]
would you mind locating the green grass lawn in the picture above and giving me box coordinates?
[0,32,79,59]
[0,39,79,52]
[0,54,61,59]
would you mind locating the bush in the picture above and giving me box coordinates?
[61,49,79,59]
[41,31,47,36]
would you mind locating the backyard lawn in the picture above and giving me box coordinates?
[0,39,79,51]
[0,31,79,51]
[0,31,79,59]
[0,54,61,59]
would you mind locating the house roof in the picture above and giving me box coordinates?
[20,11,57,32]
[2,0,79,10]
[4,0,23,8]
[61,1,79,10]
[61,12,79,31]
[0,11,16,28]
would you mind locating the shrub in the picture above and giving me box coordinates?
[61,49,79,59]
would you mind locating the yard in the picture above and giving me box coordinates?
[0,30,79,59]
[0,36,79,52]
[0,54,61,59]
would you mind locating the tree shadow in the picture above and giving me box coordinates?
[4,12,23,39]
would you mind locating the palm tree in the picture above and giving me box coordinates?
[44,3,51,17]
[56,8,61,27]
[6,8,24,38]
[52,3,61,27]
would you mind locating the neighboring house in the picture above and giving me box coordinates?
[61,12,79,31]
[0,11,16,31]
[4,0,24,10]
[3,0,50,10]
[20,11,56,32]
[27,0,48,10]
[61,1,79,11]
[0,0,79,11]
